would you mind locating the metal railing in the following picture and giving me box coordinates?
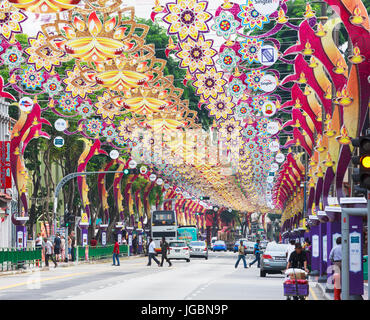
[0,245,129,272]
[73,244,129,261]
[0,248,42,271]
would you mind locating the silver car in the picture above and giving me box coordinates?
[245,241,255,254]
[260,243,289,277]
[189,241,208,259]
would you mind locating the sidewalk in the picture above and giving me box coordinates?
[310,276,368,300]
[0,254,144,277]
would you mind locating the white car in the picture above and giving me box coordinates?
[168,241,190,262]
[189,241,208,259]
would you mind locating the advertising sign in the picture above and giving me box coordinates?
[110,150,119,160]
[102,232,107,246]
[54,119,67,132]
[0,141,11,189]
[260,74,278,93]
[268,140,280,152]
[81,212,89,224]
[17,231,24,248]
[128,234,133,246]
[53,136,65,148]
[82,233,88,247]
[117,233,122,244]
[19,97,34,112]
[262,101,276,117]
[258,45,278,67]
[323,235,327,262]
[349,231,361,273]
[312,234,319,257]
[252,0,280,16]
[275,152,285,163]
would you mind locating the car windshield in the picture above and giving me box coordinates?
[266,244,289,252]
[169,242,186,247]
[215,241,225,245]
[190,241,205,246]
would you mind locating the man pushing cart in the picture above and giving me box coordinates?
[284,243,310,300]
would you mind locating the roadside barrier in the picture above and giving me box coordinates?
[0,244,129,272]
[0,248,42,271]
[72,244,129,261]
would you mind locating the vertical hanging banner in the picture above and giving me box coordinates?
[0,141,11,189]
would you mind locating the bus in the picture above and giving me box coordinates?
[151,210,177,253]
[177,226,198,244]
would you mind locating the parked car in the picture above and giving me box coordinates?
[260,243,290,277]
[168,240,190,262]
[212,240,227,252]
[189,241,208,259]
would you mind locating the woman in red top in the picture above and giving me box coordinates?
[113,241,120,266]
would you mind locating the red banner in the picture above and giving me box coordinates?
[0,141,11,189]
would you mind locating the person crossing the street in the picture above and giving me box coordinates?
[235,240,247,269]
[160,237,172,267]
[249,239,261,268]
[147,238,160,267]
[44,237,57,268]
[112,239,120,266]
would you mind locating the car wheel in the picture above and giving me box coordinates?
[186,259,190,263]
[260,270,266,277]
[205,256,208,260]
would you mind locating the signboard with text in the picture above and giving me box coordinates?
[0,141,11,189]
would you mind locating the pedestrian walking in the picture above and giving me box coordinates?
[68,235,72,260]
[35,233,43,249]
[235,240,247,269]
[35,233,43,267]
[132,235,138,255]
[70,232,76,261]
[112,239,120,266]
[286,240,296,262]
[329,237,342,300]
[54,233,61,262]
[160,237,172,267]
[44,237,57,268]
[90,237,97,247]
[249,239,261,268]
[329,236,342,270]
[147,238,160,266]
[60,235,66,262]
[303,239,312,272]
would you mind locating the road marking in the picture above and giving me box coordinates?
[0,271,92,291]
[309,287,318,300]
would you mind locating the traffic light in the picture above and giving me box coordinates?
[123,168,139,175]
[199,196,210,200]
[352,134,370,190]
[62,210,74,228]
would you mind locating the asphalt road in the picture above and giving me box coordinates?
[0,252,324,300]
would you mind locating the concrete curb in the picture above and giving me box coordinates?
[315,281,332,300]
[0,254,144,277]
